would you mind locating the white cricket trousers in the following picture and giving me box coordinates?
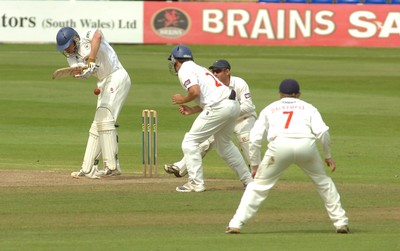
[173,115,256,183]
[96,68,131,117]
[229,137,348,229]
[81,68,131,172]
[182,99,253,187]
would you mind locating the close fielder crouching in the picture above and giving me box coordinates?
[56,27,131,178]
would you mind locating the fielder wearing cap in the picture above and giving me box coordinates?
[209,59,231,70]
[164,59,257,188]
[279,79,300,95]
[226,78,349,234]
[167,46,253,193]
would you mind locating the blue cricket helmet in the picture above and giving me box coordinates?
[168,45,193,61]
[56,27,79,51]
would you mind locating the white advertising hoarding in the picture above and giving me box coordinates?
[0,1,143,43]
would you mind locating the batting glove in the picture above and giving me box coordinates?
[74,59,99,79]
[86,58,99,73]
[75,68,92,79]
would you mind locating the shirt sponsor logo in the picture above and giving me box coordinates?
[245,93,251,99]
[184,79,191,88]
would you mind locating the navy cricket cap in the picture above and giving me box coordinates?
[279,79,300,94]
[209,59,231,70]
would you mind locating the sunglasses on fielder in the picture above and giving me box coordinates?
[212,68,226,74]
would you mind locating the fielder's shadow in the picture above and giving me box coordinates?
[236,229,354,235]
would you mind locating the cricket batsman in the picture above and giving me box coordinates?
[55,27,131,178]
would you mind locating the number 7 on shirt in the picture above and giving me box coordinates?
[283,111,293,129]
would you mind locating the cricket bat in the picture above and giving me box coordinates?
[52,66,84,80]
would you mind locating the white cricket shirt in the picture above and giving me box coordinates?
[67,29,122,80]
[178,61,232,108]
[230,76,257,120]
[253,97,329,143]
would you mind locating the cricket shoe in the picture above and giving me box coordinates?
[163,164,187,178]
[176,182,205,192]
[336,225,350,234]
[71,169,100,179]
[225,227,241,234]
[94,167,105,176]
[71,170,84,178]
[103,166,121,177]
[93,160,104,176]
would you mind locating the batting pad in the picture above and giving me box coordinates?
[199,136,215,158]
[237,132,251,164]
[81,122,101,174]
[95,108,118,171]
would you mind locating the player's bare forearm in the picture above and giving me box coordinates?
[179,105,202,115]
[89,30,102,60]
[173,85,200,105]
[189,105,202,114]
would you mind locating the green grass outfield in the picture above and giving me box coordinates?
[0,44,399,251]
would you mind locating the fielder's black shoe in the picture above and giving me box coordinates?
[336,225,350,234]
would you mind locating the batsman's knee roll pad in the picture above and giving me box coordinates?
[199,136,215,155]
[95,107,116,131]
[89,121,99,136]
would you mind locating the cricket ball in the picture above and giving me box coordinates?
[94,88,101,95]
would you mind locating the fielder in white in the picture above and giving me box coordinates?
[226,79,349,234]
[164,59,257,186]
[56,27,131,178]
[168,45,253,192]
